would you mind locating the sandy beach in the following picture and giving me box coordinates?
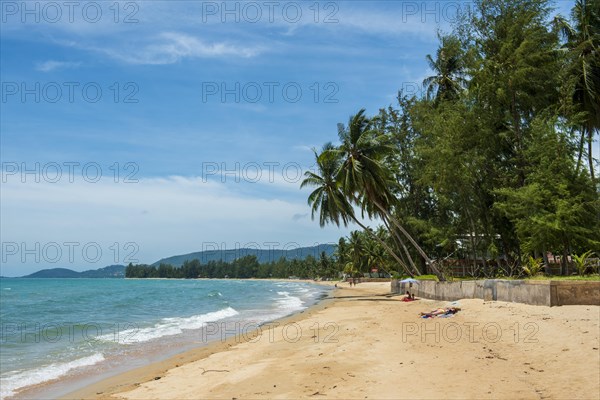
[63,282,600,400]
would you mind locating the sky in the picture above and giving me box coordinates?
[0,0,585,276]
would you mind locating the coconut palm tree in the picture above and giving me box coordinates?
[554,0,600,181]
[301,143,354,228]
[331,109,446,280]
[381,218,421,276]
[347,230,365,271]
[363,230,388,277]
[334,237,349,275]
[423,34,467,103]
[301,143,415,277]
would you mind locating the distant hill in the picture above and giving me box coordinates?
[152,244,336,267]
[19,244,338,277]
[24,268,82,278]
[22,265,125,278]
[80,265,125,278]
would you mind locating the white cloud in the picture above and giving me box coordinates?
[35,60,81,72]
[258,4,443,39]
[100,32,264,65]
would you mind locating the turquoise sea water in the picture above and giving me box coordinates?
[0,278,328,399]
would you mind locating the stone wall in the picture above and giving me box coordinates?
[391,279,600,307]
[552,281,600,306]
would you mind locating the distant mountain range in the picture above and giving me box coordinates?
[9,244,337,277]
[20,265,126,278]
[152,244,336,267]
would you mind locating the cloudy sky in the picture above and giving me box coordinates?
[0,1,578,276]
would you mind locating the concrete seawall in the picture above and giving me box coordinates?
[391,279,600,306]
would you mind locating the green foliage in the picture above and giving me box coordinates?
[522,256,544,277]
[415,275,438,281]
[299,0,599,280]
[126,253,339,280]
[572,250,597,275]
[554,0,600,180]
[343,262,359,278]
[390,271,402,280]
[423,33,467,103]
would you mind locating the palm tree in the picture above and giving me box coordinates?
[331,109,446,281]
[301,143,354,228]
[422,34,467,103]
[379,221,421,276]
[554,0,600,181]
[301,143,415,277]
[334,237,349,276]
[347,230,365,272]
[344,229,397,278]
[363,230,388,277]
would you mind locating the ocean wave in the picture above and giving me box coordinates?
[98,307,239,344]
[0,352,105,399]
[276,291,305,310]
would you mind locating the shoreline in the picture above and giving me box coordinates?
[20,280,600,399]
[58,281,338,400]
[7,278,335,400]
[7,279,335,400]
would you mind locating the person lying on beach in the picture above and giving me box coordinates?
[419,307,460,318]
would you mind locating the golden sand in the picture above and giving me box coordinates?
[63,282,599,400]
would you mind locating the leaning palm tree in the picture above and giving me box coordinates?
[301,143,415,277]
[363,230,391,277]
[422,34,467,103]
[378,222,421,276]
[331,109,446,281]
[554,0,600,181]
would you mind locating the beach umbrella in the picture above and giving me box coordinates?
[399,278,420,284]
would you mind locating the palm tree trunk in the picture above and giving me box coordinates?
[383,217,421,276]
[561,243,569,276]
[576,128,585,175]
[587,128,595,182]
[349,215,414,278]
[371,200,446,281]
[542,248,551,275]
[468,214,479,274]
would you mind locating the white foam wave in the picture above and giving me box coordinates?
[276,291,304,310]
[0,353,104,399]
[99,307,239,344]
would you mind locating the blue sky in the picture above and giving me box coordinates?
[0,0,582,276]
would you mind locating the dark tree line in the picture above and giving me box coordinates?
[125,253,339,279]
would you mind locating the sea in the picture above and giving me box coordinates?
[0,278,330,399]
